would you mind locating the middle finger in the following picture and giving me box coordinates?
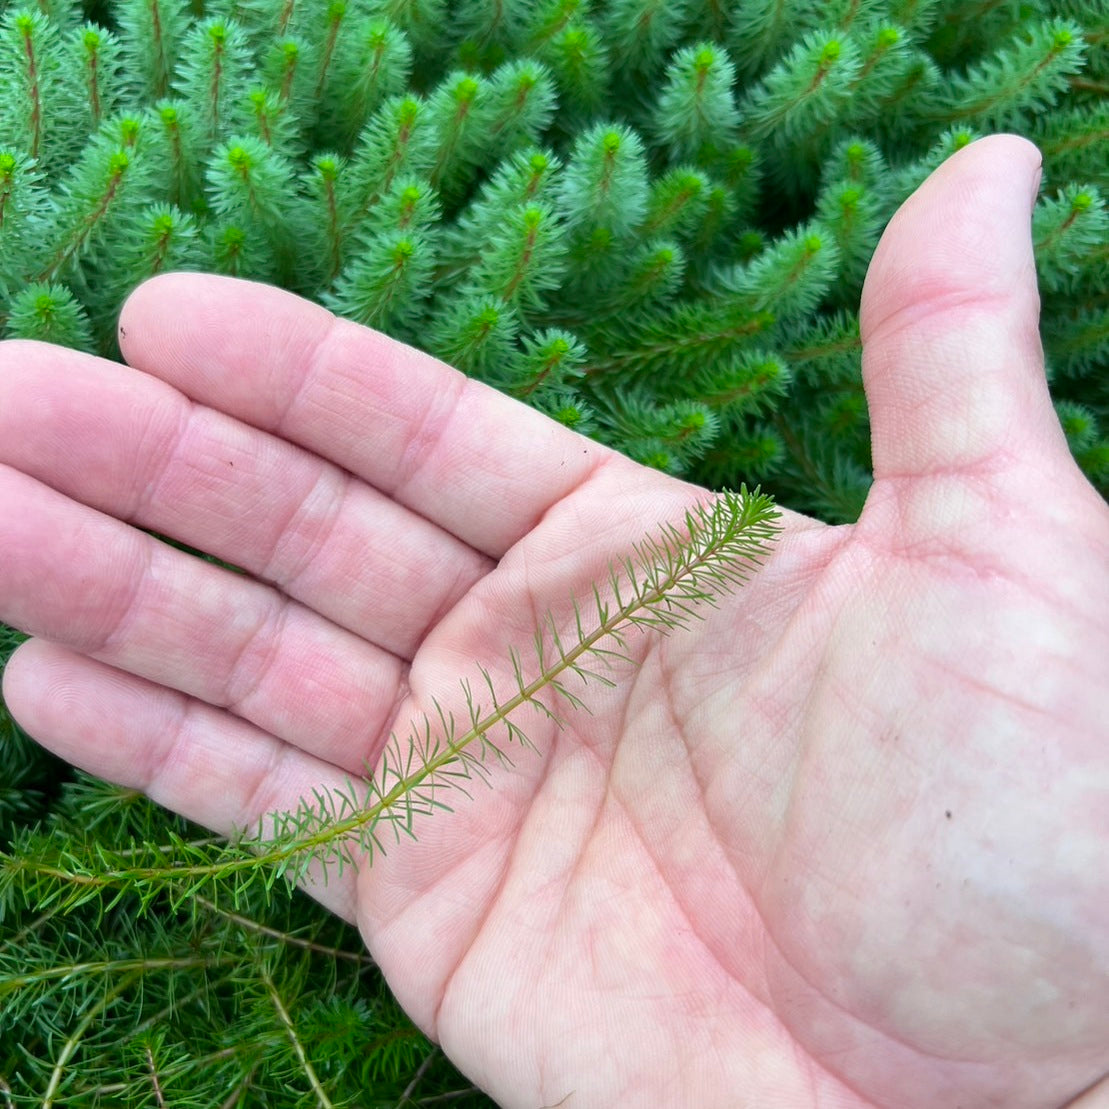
[0,463,404,773]
[0,340,493,659]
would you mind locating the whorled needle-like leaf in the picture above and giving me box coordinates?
[0,486,780,910]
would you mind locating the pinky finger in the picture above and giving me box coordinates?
[2,638,360,922]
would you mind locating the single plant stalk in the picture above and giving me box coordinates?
[1,487,779,907]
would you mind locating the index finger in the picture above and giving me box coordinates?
[118,273,617,557]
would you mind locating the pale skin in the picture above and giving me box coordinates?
[0,134,1106,1107]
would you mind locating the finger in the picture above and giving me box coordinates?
[0,339,491,658]
[0,465,401,773]
[1,638,358,922]
[1064,1077,1109,1109]
[859,134,1071,490]
[118,273,621,558]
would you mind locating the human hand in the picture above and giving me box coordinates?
[1,133,1106,1108]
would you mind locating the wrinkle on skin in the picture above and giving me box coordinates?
[863,285,1026,353]
[218,595,291,715]
[256,463,350,595]
[79,523,153,659]
[272,310,341,440]
[391,371,473,524]
[127,389,194,522]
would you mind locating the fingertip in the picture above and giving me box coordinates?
[115,273,336,425]
[117,269,189,321]
[118,272,324,364]
[966,133,1043,209]
[858,131,1066,490]
[967,131,1042,165]
[117,271,192,361]
[2,636,54,733]
[861,134,1044,344]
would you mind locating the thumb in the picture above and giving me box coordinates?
[859,133,1070,489]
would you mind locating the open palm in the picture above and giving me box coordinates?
[2,135,1105,1108]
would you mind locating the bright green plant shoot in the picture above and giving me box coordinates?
[1,486,780,916]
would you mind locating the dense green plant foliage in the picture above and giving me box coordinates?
[0,0,1105,1102]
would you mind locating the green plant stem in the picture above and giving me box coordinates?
[2,488,779,899]
[261,964,335,1109]
[41,970,143,1108]
[192,893,374,964]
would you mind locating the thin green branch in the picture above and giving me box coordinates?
[395,1048,439,1107]
[192,894,374,965]
[2,954,230,994]
[145,1044,166,1109]
[260,965,335,1109]
[3,487,779,902]
[41,971,142,1109]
